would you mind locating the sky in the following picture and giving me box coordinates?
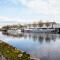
[0,0,60,26]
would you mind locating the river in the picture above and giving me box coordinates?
[0,31,60,60]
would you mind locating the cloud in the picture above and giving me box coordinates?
[17,0,60,17]
[17,0,48,15]
[0,0,60,24]
[0,16,16,23]
[0,0,60,16]
[0,16,8,19]
[0,16,31,24]
[1,0,60,16]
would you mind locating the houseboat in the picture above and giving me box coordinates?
[21,28,56,33]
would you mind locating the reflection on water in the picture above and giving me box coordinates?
[1,31,60,60]
[2,32,59,43]
[2,32,24,38]
[23,33,57,42]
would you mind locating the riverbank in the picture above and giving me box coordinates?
[0,40,30,60]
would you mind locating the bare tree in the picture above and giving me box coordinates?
[32,22,37,28]
[28,24,31,28]
[45,22,50,28]
[51,22,56,28]
[38,21,43,27]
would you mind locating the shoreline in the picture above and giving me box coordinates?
[0,40,40,60]
[0,40,30,60]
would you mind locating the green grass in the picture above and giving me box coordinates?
[0,41,30,60]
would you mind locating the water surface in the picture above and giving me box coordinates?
[0,31,60,60]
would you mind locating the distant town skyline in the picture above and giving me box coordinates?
[0,0,60,26]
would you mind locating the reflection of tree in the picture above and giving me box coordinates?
[29,34,31,39]
[22,33,27,39]
[51,34,56,41]
[45,34,56,43]
[2,31,24,38]
[31,34,57,43]
[38,36,44,43]
[45,36,50,43]
[32,35,37,41]
[2,31,57,43]
[25,33,57,43]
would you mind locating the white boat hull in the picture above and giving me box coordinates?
[22,29,56,33]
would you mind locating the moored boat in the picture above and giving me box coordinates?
[21,28,56,33]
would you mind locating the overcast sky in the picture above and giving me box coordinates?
[0,0,60,26]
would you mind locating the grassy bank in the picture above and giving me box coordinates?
[0,40,30,60]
